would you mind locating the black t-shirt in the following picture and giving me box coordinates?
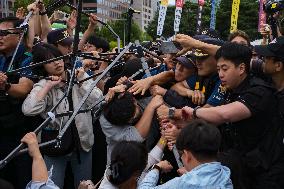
[276,89,284,121]
[220,76,277,154]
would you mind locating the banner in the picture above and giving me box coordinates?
[157,0,169,36]
[196,0,205,34]
[230,0,241,33]
[210,0,217,29]
[258,0,266,32]
[174,0,185,33]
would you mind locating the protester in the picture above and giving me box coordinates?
[228,30,251,46]
[97,137,166,189]
[22,43,103,188]
[0,16,42,188]
[100,84,163,165]
[23,132,59,189]
[138,119,233,189]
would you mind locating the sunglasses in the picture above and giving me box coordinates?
[0,30,21,36]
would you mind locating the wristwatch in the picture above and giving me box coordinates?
[150,164,161,173]
[168,107,176,119]
[193,106,201,119]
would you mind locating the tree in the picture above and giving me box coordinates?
[146,0,261,40]
[216,0,260,40]
[146,2,212,39]
[96,19,146,46]
[14,0,90,31]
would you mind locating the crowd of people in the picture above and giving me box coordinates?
[0,1,284,189]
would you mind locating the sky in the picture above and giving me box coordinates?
[169,0,176,5]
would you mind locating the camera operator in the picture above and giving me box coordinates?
[263,0,284,39]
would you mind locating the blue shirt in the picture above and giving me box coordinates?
[207,80,227,106]
[0,44,32,77]
[138,162,233,189]
[142,64,168,78]
[25,168,60,189]
[186,74,227,107]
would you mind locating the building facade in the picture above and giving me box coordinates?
[132,0,159,31]
[96,0,129,23]
[0,0,15,18]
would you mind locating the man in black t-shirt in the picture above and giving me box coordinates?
[255,36,284,120]
[181,42,284,189]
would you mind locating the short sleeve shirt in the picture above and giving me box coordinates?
[223,76,277,152]
[0,44,33,79]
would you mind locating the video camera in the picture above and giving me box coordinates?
[264,0,284,14]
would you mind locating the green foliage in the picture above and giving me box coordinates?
[96,20,145,46]
[14,0,51,11]
[216,0,260,40]
[146,0,261,40]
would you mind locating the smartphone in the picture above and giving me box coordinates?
[160,41,182,54]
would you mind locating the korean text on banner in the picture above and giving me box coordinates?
[230,0,241,33]
[157,0,169,36]
[210,0,217,29]
[174,0,185,32]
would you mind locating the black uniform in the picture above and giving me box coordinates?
[0,48,42,189]
[218,76,284,189]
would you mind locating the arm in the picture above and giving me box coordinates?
[27,3,42,37]
[23,134,60,189]
[38,2,52,42]
[26,12,36,51]
[22,78,60,116]
[174,34,220,56]
[78,14,98,51]
[170,81,193,97]
[21,132,48,182]
[66,10,77,37]
[6,77,33,99]
[138,161,175,189]
[129,70,175,95]
[135,95,164,138]
[182,101,252,125]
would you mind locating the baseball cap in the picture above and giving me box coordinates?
[192,35,224,57]
[254,36,284,61]
[47,29,73,46]
[200,28,221,39]
[174,56,196,69]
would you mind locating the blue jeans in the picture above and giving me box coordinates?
[44,149,92,188]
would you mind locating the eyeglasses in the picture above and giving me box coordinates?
[0,30,21,36]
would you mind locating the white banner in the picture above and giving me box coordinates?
[174,0,184,33]
[157,0,169,36]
